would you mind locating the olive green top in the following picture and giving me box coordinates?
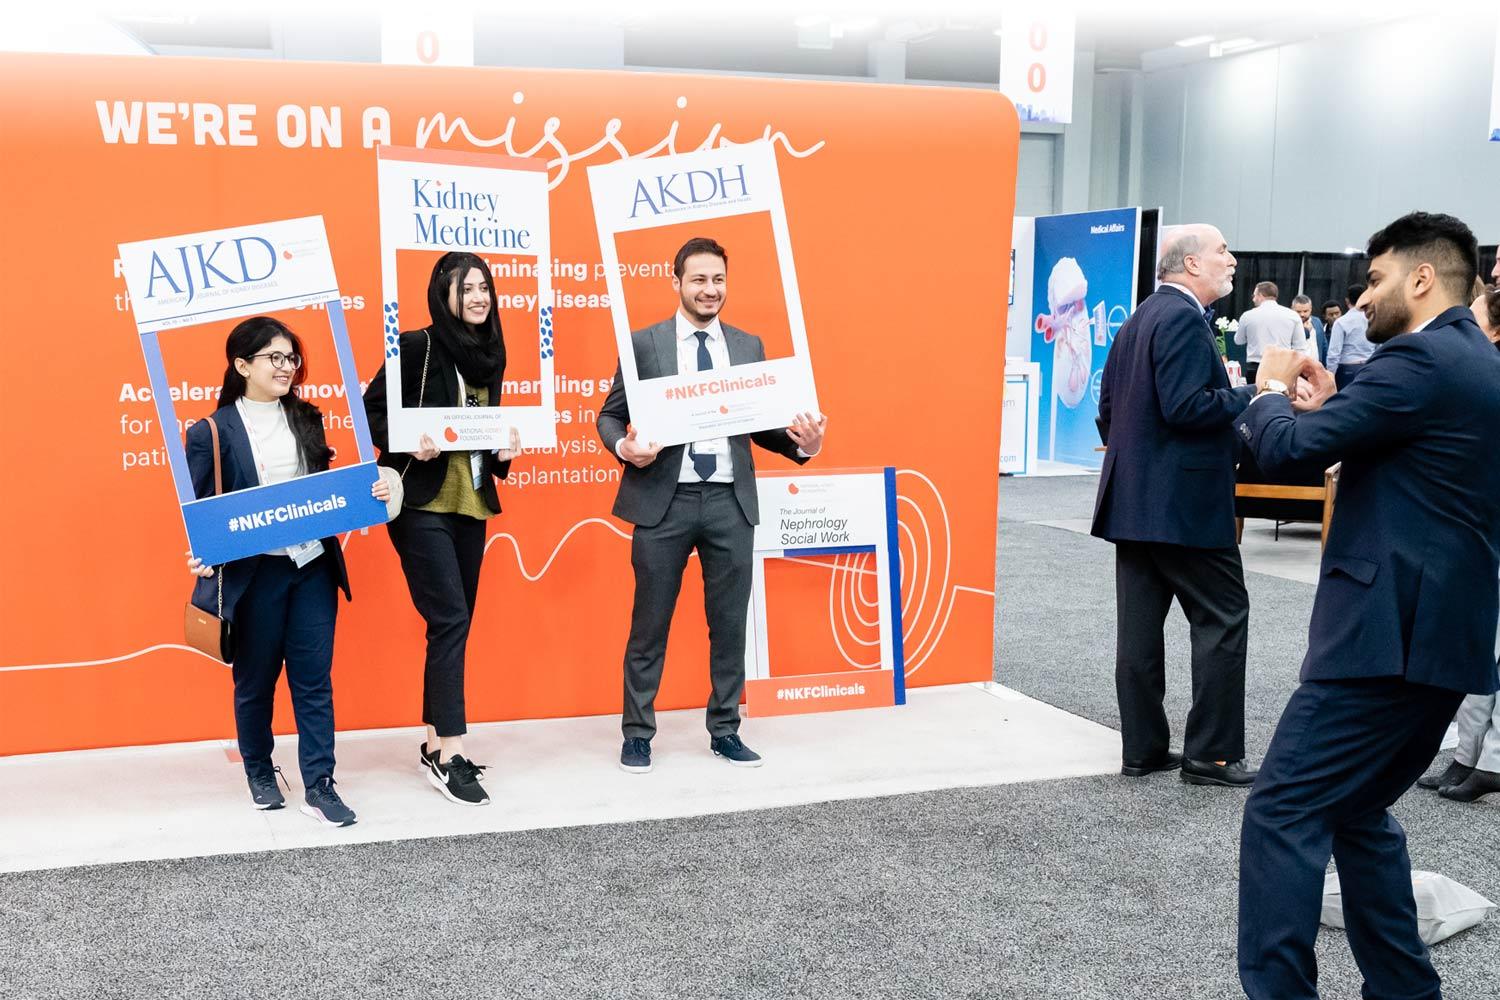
[413,384,497,520]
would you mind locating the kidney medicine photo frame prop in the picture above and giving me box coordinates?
[376,145,558,453]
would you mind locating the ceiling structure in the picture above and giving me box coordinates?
[49,6,1419,81]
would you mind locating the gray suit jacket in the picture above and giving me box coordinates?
[598,317,807,527]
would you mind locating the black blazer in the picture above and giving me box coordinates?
[362,329,512,512]
[597,318,807,528]
[184,402,351,623]
[1236,306,1500,695]
[1091,285,1255,548]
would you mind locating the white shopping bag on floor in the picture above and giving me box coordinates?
[1322,870,1496,945]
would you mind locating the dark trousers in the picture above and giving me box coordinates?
[231,553,338,787]
[622,482,754,741]
[1243,361,1260,385]
[387,508,486,737]
[1334,363,1364,390]
[1114,541,1248,762]
[1239,678,1465,1000]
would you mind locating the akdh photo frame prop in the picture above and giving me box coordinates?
[376,145,557,452]
[587,140,819,447]
[118,215,388,566]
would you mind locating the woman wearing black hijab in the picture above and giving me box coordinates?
[364,252,521,807]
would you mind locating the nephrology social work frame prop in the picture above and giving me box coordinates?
[117,215,389,566]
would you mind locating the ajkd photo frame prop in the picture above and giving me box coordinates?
[118,215,388,566]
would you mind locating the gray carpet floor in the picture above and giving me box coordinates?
[2,475,1496,999]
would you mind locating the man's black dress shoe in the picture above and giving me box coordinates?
[1181,758,1258,787]
[1121,751,1183,777]
[1438,768,1500,803]
[1417,760,1473,791]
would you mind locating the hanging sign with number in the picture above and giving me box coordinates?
[1000,10,1076,124]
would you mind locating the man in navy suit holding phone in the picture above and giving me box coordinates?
[1092,223,1258,788]
[1235,212,1500,1000]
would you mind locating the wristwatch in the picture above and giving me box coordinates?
[1257,379,1291,399]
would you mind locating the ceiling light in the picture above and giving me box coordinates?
[1174,34,1214,47]
[1219,37,1257,51]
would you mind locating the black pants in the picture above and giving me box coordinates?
[1243,361,1260,385]
[1239,678,1464,1000]
[231,552,338,787]
[1334,363,1364,390]
[1114,540,1248,762]
[622,482,754,741]
[387,508,486,737]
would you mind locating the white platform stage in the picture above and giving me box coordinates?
[0,683,1120,874]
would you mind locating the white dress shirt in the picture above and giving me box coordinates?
[1235,300,1306,362]
[672,313,736,484]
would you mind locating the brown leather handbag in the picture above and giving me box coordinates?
[183,416,235,664]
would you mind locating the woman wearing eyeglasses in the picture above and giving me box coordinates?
[185,316,390,827]
[364,251,520,807]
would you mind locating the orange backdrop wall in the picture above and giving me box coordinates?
[0,54,1018,755]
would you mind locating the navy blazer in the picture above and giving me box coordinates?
[184,402,351,624]
[1235,306,1500,694]
[1091,285,1255,548]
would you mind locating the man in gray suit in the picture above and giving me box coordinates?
[598,237,827,774]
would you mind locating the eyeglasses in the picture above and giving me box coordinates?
[247,351,303,370]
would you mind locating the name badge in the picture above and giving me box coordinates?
[288,539,324,568]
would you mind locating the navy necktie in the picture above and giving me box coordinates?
[1203,306,1216,324]
[691,331,717,480]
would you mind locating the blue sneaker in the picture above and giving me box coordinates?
[710,734,763,768]
[246,765,287,810]
[620,738,652,774]
[301,776,357,828]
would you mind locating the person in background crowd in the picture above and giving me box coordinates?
[363,252,522,808]
[1321,299,1343,334]
[1235,212,1500,999]
[1234,281,1305,385]
[1415,278,1500,804]
[597,237,827,775]
[1092,223,1257,789]
[1291,294,1327,367]
[186,316,390,828]
[1325,283,1373,389]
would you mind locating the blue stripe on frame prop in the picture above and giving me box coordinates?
[120,217,388,564]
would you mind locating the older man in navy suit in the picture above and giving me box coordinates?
[1092,224,1259,787]
[1235,212,1500,1000]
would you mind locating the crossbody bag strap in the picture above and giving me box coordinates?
[399,330,433,481]
[205,416,225,616]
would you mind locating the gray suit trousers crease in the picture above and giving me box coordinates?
[1453,687,1500,772]
[621,483,754,741]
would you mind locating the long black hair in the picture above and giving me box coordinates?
[218,316,333,472]
[426,251,506,385]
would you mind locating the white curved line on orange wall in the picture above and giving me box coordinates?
[0,643,225,673]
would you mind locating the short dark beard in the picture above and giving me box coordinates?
[1365,294,1411,344]
[680,293,722,325]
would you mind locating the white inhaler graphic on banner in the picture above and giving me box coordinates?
[1035,257,1094,409]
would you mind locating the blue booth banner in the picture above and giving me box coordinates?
[118,215,388,565]
[1030,207,1141,469]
